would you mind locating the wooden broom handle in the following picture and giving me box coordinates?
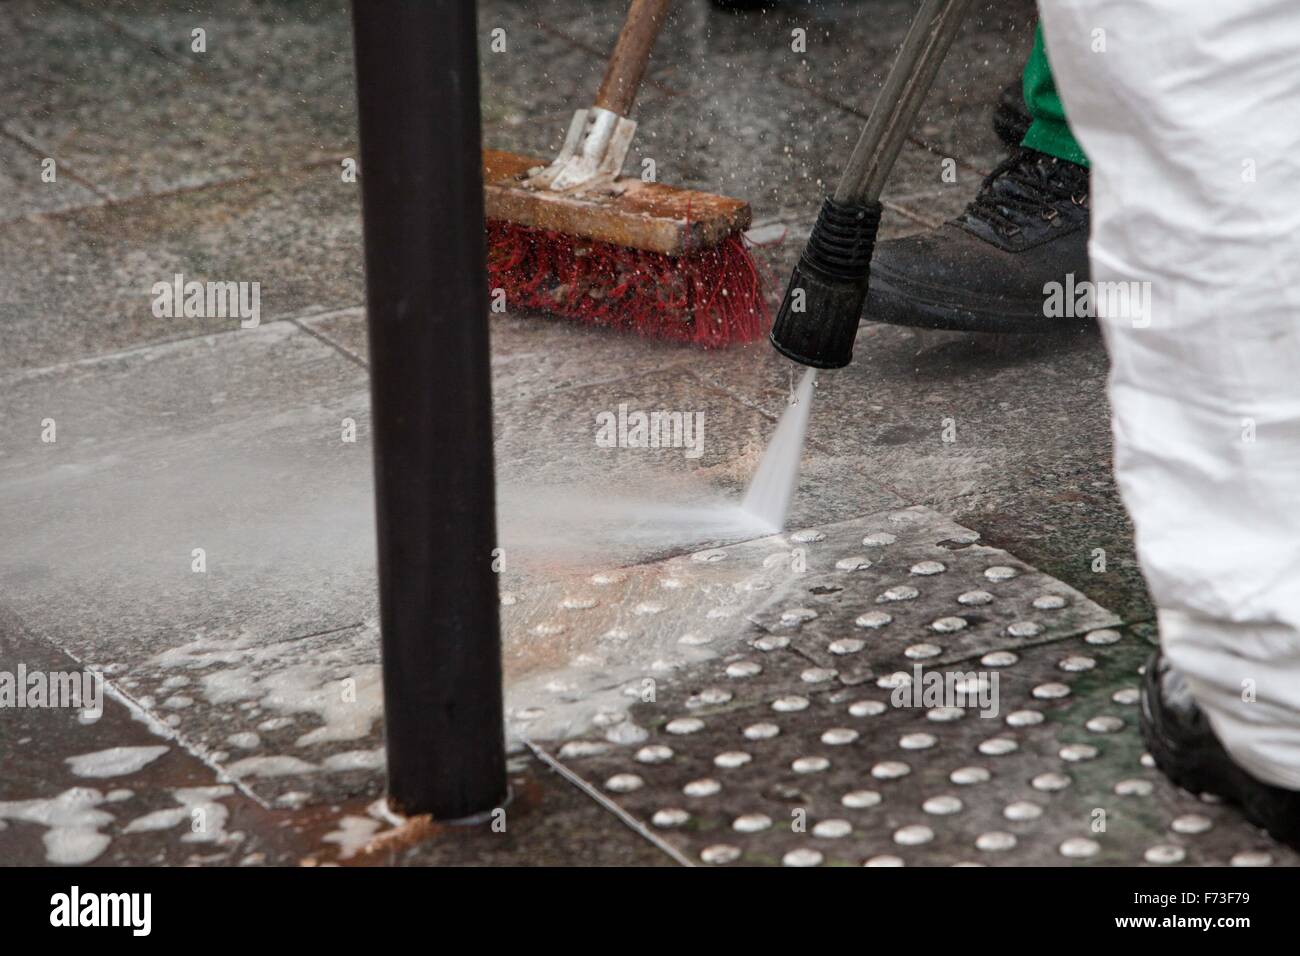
[593,0,673,117]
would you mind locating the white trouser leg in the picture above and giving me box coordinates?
[1038,0,1300,787]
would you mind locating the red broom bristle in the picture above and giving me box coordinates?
[485,221,770,348]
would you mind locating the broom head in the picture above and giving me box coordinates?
[484,149,769,347]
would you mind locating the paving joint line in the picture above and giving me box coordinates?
[524,739,695,866]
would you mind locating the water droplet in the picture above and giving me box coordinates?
[678,632,712,646]
[791,529,826,543]
[829,638,865,655]
[958,590,994,606]
[910,560,946,576]
[930,617,967,633]
[590,572,625,585]
[900,732,937,750]
[1112,687,1140,705]
[862,532,897,546]
[849,700,887,717]
[1033,682,1071,700]
[560,595,598,610]
[1007,620,1042,638]
[751,635,790,651]
[864,854,904,867]
[984,566,1019,582]
[878,586,920,603]
[1059,655,1096,672]
[732,813,771,833]
[906,643,941,659]
[1033,594,1068,610]
[532,622,566,637]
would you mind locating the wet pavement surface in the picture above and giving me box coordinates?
[0,0,1288,866]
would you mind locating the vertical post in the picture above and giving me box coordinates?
[351,0,507,819]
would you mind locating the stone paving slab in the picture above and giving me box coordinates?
[0,162,364,373]
[0,606,299,866]
[2,0,353,201]
[0,133,102,223]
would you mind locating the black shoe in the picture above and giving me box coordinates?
[863,147,1090,333]
[993,80,1031,149]
[1141,650,1300,850]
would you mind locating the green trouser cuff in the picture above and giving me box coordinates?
[1020,23,1090,168]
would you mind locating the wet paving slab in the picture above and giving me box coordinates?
[542,613,1299,867]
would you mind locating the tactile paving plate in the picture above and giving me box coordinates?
[552,628,1299,866]
[503,506,1119,740]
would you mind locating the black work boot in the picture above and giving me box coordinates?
[863,147,1091,334]
[992,80,1031,149]
[1141,651,1300,851]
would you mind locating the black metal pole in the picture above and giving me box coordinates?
[351,0,507,819]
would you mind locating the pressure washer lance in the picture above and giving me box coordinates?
[770,0,974,369]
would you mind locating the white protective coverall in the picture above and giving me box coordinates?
[1037,1,1300,788]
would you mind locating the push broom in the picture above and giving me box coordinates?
[770,0,973,367]
[483,0,768,348]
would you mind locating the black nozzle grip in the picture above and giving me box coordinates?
[770,196,882,369]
